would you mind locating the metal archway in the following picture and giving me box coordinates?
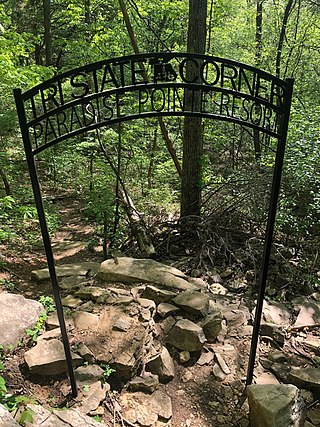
[14,52,294,397]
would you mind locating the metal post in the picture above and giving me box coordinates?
[246,78,294,386]
[14,89,78,397]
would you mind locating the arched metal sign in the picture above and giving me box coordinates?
[14,52,294,397]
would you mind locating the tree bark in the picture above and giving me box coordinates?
[0,167,11,196]
[276,0,295,79]
[180,0,207,218]
[253,0,263,162]
[43,0,52,66]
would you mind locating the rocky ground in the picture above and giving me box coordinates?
[0,198,319,427]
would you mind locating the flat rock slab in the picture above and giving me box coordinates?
[96,257,197,291]
[247,384,306,427]
[24,338,82,375]
[0,404,20,427]
[31,262,100,281]
[20,404,105,426]
[120,390,172,426]
[0,292,44,348]
[289,367,320,393]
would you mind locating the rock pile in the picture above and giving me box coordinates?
[0,257,320,426]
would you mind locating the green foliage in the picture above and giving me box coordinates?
[25,296,55,342]
[25,312,47,343]
[18,408,36,426]
[0,278,15,291]
[101,364,116,382]
[0,195,60,245]
[39,295,56,314]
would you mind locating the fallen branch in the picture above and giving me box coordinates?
[119,189,155,257]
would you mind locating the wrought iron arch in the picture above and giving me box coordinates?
[14,52,294,397]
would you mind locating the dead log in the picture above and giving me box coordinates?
[120,189,155,257]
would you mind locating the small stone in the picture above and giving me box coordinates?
[38,328,61,341]
[307,408,320,425]
[77,343,95,362]
[181,370,193,382]
[212,364,226,382]
[260,323,285,346]
[207,270,223,283]
[112,315,132,332]
[215,352,230,375]
[141,285,177,304]
[129,374,159,394]
[72,311,99,330]
[75,286,109,302]
[179,351,191,363]
[75,364,104,384]
[138,308,151,322]
[80,381,110,414]
[0,404,20,426]
[197,351,214,366]
[157,302,180,318]
[202,310,222,343]
[209,283,228,295]
[267,350,287,363]
[289,366,320,393]
[45,312,74,331]
[61,294,83,308]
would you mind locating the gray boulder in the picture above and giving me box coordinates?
[247,384,306,427]
[172,290,210,317]
[166,319,206,351]
[129,374,159,393]
[31,262,100,281]
[0,293,44,348]
[202,309,222,342]
[147,346,175,383]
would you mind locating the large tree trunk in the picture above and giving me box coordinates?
[180,0,207,218]
[43,0,52,66]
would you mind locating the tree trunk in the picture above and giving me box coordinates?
[84,0,90,24]
[180,0,207,218]
[0,167,11,196]
[253,0,263,162]
[276,0,295,79]
[43,0,52,66]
